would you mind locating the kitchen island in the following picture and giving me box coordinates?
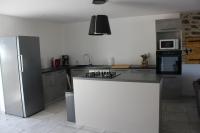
[73,69,161,133]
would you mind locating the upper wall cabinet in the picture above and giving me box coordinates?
[156,19,181,32]
[156,19,182,50]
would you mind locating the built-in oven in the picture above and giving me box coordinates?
[156,50,182,74]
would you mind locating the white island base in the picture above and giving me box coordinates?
[73,79,160,133]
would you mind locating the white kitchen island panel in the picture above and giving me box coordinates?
[73,79,160,133]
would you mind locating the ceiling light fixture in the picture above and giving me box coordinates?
[89,0,111,35]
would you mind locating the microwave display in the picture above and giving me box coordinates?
[161,41,174,48]
[156,50,182,74]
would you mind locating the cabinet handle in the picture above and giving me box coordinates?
[20,55,24,72]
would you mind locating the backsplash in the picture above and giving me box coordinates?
[181,12,200,37]
[180,12,200,63]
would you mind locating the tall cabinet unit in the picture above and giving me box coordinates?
[156,19,182,99]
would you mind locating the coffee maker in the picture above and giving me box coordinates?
[62,55,69,66]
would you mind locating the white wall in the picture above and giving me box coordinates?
[61,13,200,96]
[61,13,180,65]
[0,14,63,68]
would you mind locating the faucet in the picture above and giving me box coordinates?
[83,53,92,66]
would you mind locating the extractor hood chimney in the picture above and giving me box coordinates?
[89,15,111,35]
[89,0,111,35]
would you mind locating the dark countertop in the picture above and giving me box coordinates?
[73,69,161,83]
[70,65,156,70]
[41,65,112,73]
[42,65,156,74]
[42,66,69,73]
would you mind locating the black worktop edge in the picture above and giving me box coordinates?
[42,66,69,73]
[73,76,161,83]
[42,65,156,73]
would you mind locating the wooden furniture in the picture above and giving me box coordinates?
[185,37,200,64]
[111,64,131,69]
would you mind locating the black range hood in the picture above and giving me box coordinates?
[89,15,111,35]
[93,0,107,4]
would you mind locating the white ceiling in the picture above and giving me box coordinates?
[0,0,199,23]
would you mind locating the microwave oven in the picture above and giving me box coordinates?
[159,39,179,50]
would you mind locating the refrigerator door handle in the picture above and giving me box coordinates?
[20,55,24,72]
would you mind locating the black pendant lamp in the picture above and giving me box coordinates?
[89,0,111,35]
[89,15,111,35]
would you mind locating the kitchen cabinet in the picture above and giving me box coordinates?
[161,76,182,99]
[156,19,181,32]
[73,74,160,133]
[42,69,68,105]
[156,19,182,50]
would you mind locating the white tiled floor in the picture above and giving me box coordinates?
[161,97,200,133]
[1,98,199,133]
[0,100,112,133]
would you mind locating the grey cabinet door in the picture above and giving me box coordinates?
[161,77,182,99]
[42,72,56,104]
[156,19,181,32]
[42,70,68,105]
[55,70,68,98]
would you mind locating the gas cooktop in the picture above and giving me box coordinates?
[85,72,120,79]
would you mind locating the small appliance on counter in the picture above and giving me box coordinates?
[51,58,61,69]
[61,55,69,66]
[156,50,182,74]
[50,55,69,69]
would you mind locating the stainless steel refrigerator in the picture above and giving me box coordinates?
[0,36,44,117]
